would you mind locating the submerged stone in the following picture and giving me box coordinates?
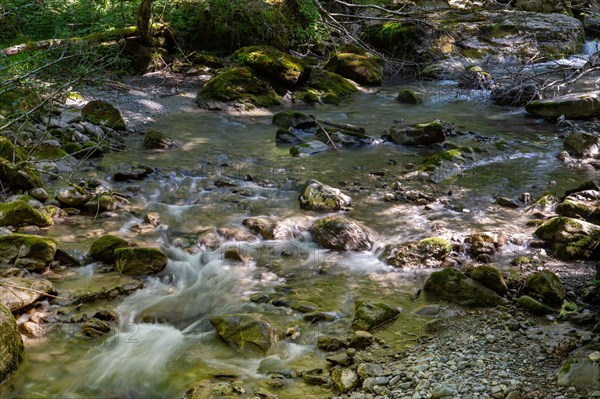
[352,300,400,331]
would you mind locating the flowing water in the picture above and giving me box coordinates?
[1,79,597,399]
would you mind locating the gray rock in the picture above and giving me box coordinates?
[210,313,279,355]
[331,368,359,393]
[299,180,352,212]
[0,277,54,311]
[565,131,600,158]
[353,300,400,331]
[557,349,600,389]
[526,91,600,119]
[56,186,90,207]
[311,216,373,251]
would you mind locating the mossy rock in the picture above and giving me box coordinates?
[0,233,57,272]
[0,137,42,190]
[535,217,600,260]
[396,90,423,105]
[352,299,400,331]
[196,67,281,111]
[298,179,352,212]
[306,70,358,104]
[526,91,600,120]
[388,120,445,146]
[360,22,423,59]
[423,268,507,307]
[526,270,565,306]
[417,237,452,260]
[310,216,373,251]
[56,186,90,208]
[272,111,315,129]
[81,100,126,130]
[517,295,554,315]
[210,313,279,355]
[324,52,384,86]
[115,247,168,276]
[0,303,24,382]
[89,235,133,264]
[0,200,53,227]
[420,148,467,172]
[469,265,508,296]
[29,143,68,160]
[142,130,178,150]
[290,140,329,157]
[233,45,307,85]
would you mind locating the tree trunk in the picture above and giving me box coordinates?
[137,0,155,46]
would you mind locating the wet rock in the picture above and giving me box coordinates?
[496,196,520,208]
[556,190,600,224]
[217,226,256,242]
[469,265,508,296]
[303,70,358,105]
[526,91,600,119]
[324,52,383,86]
[223,247,251,263]
[142,130,178,150]
[115,247,167,276]
[423,268,508,307]
[310,216,373,251]
[0,303,24,382]
[19,320,43,338]
[0,276,54,311]
[298,180,352,212]
[352,300,401,331]
[0,200,53,227]
[56,186,90,207]
[349,330,374,350]
[303,311,344,323]
[379,237,452,268]
[386,120,445,146]
[113,164,153,182]
[272,111,315,129]
[0,233,57,272]
[396,89,423,104]
[82,317,111,337]
[557,349,600,389]
[89,235,133,264]
[317,335,347,352]
[81,100,126,130]
[242,217,297,240]
[290,140,329,157]
[210,313,279,355]
[517,295,554,315]
[233,45,307,85]
[526,270,565,306]
[535,216,600,260]
[326,353,352,366]
[302,368,331,385]
[258,357,295,378]
[331,368,359,393]
[565,131,600,158]
[68,273,144,303]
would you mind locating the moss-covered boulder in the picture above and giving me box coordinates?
[299,180,352,212]
[0,200,52,227]
[396,89,423,105]
[56,186,90,208]
[196,67,281,111]
[324,52,383,86]
[535,217,600,260]
[0,137,42,190]
[423,268,507,307]
[556,191,600,224]
[360,21,424,60]
[89,235,133,264]
[311,216,373,251]
[115,247,168,276]
[419,148,474,172]
[387,121,445,146]
[0,276,54,311]
[304,70,358,104]
[517,295,554,315]
[557,348,600,389]
[564,131,600,158]
[210,313,279,355]
[0,234,57,272]
[233,45,307,85]
[526,270,565,306]
[81,100,126,130]
[142,130,178,150]
[0,303,24,382]
[380,237,452,268]
[352,300,400,331]
[469,265,508,296]
[272,111,315,129]
[526,91,600,119]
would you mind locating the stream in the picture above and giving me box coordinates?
[1,78,597,399]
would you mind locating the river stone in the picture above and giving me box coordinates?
[535,216,600,260]
[469,265,508,296]
[299,180,352,212]
[82,317,111,337]
[0,233,57,272]
[66,272,144,303]
[353,300,400,331]
[556,190,600,224]
[331,367,359,393]
[526,270,565,306]
[142,130,178,150]
[324,52,383,86]
[114,247,167,276]
[317,335,347,351]
[310,216,373,251]
[56,186,90,207]
[0,276,54,311]
[302,368,331,386]
[81,100,126,130]
[60,108,82,124]
[517,295,555,315]
[396,89,423,104]
[423,268,507,307]
[526,91,600,119]
[349,330,374,350]
[290,140,329,157]
[387,120,445,146]
[272,111,315,129]
[431,383,458,398]
[210,313,279,355]
[557,348,600,389]
[0,304,24,382]
[565,131,600,158]
[0,200,53,227]
[89,235,133,264]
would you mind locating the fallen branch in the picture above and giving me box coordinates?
[310,115,340,151]
[318,118,366,134]
[0,281,68,300]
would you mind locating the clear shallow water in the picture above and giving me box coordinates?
[2,80,596,399]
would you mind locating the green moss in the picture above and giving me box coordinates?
[272,111,313,129]
[559,230,600,260]
[0,200,53,227]
[360,22,422,58]
[397,90,423,105]
[81,100,126,131]
[426,268,466,287]
[517,295,554,315]
[29,144,68,160]
[62,142,83,155]
[526,270,565,306]
[417,237,452,259]
[233,45,307,85]
[561,357,574,373]
[420,149,465,172]
[307,70,357,104]
[324,52,384,86]
[0,303,24,382]
[143,130,175,150]
[89,235,131,264]
[511,256,532,266]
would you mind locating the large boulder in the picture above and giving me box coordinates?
[535,217,600,260]
[557,349,600,389]
[0,233,57,272]
[423,268,507,307]
[386,121,445,146]
[352,300,400,331]
[564,131,600,158]
[233,45,307,85]
[56,186,90,208]
[556,190,600,224]
[0,303,24,382]
[526,91,600,119]
[196,67,281,111]
[331,368,359,393]
[114,247,168,276]
[0,277,54,311]
[89,235,133,264]
[81,100,126,130]
[210,313,279,355]
[469,265,508,296]
[311,216,373,251]
[324,52,383,86]
[302,70,358,104]
[379,237,452,268]
[298,180,352,212]
[0,200,52,227]
[525,270,565,306]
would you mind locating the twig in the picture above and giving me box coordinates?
[0,281,68,300]
[310,115,339,151]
